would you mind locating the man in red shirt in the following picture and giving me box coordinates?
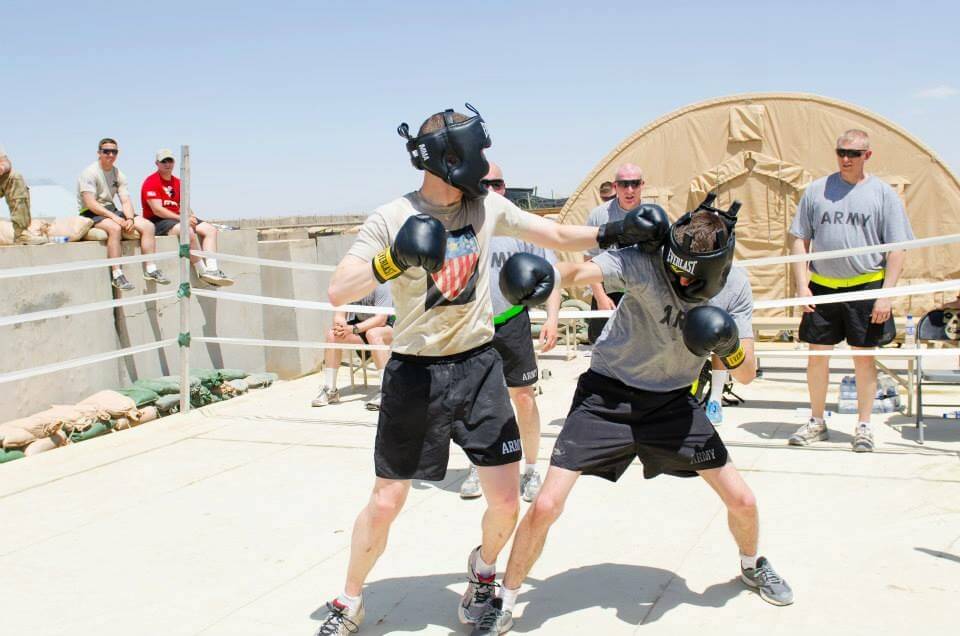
[141,149,233,286]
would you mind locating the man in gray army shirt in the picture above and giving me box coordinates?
[786,129,914,453]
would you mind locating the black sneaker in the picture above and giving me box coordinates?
[144,269,171,285]
[470,598,514,635]
[112,274,135,291]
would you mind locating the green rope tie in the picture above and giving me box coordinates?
[178,333,191,347]
[177,282,191,298]
[178,243,191,258]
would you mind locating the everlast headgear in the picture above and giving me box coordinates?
[662,193,740,302]
[397,103,492,199]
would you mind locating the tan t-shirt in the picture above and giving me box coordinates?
[77,161,129,211]
[347,190,533,356]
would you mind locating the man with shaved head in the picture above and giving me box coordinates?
[584,163,646,342]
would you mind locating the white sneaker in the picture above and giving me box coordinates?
[460,465,482,499]
[520,470,542,502]
[311,386,340,407]
[314,597,364,635]
[199,268,234,286]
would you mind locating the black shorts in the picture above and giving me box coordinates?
[374,344,522,481]
[588,290,624,344]
[347,317,369,344]
[492,310,538,387]
[80,204,119,225]
[151,217,204,236]
[550,370,729,482]
[799,280,896,347]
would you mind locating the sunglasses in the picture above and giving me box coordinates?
[100,148,119,155]
[835,148,866,158]
[616,179,643,189]
[159,158,174,165]
[481,179,505,189]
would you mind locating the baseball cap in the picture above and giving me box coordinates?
[155,148,176,162]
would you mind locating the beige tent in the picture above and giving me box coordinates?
[558,92,960,316]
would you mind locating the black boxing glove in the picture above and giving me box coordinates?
[682,306,745,369]
[596,203,669,252]
[372,214,447,283]
[499,253,557,308]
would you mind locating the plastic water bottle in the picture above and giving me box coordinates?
[905,314,916,348]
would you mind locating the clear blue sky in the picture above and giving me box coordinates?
[5,0,959,218]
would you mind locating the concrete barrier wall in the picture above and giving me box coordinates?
[0,228,362,418]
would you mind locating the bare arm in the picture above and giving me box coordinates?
[558,261,604,289]
[788,233,811,291]
[712,338,756,385]
[517,214,601,253]
[882,250,906,287]
[81,192,125,221]
[328,255,378,307]
[119,194,136,219]
[146,199,181,220]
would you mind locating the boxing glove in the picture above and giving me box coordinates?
[500,253,556,308]
[372,214,447,283]
[682,306,745,369]
[597,203,669,251]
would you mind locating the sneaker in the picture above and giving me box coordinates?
[314,598,364,635]
[852,423,875,453]
[788,418,828,446]
[706,399,723,425]
[520,470,542,503]
[460,465,482,500]
[199,268,234,287]
[740,557,794,606]
[470,598,513,635]
[459,545,499,624]
[144,269,171,285]
[112,274,135,291]
[365,391,381,411]
[311,387,340,407]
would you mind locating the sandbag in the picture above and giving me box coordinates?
[218,369,247,381]
[82,227,108,241]
[3,413,63,440]
[193,368,225,389]
[245,372,279,388]
[0,449,25,463]
[34,404,100,434]
[70,420,114,443]
[0,421,39,449]
[77,390,138,421]
[114,387,160,408]
[0,220,14,245]
[137,406,159,424]
[155,394,182,415]
[24,432,68,456]
[47,216,94,242]
[115,406,160,430]
[227,378,249,394]
[132,377,181,395]
[28,219,52,236]
[156,375,201,390]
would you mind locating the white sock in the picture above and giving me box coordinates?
[145,263,157,274]
[811,416,825,424]
[858,421,872,430]
[524,463,537,475]
[337,592,361,613]
[194,262,207,275]
[709,370,727,403]
[205,258,218,271]
[740,553,758,570]
[500,586,520,611]
[474,551,496,579]
[324,367,337,390]
[112,268,123,279]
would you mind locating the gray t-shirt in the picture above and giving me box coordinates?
[590,248,753,392]
[584,199,631,259]
[488,236,558,316]
[789,173,914,279]
[77,161,130,212]
[349,282,394,322]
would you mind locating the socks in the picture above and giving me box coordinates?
[474,551,496,579]
[324,367,337,391]
[499,586,519,611]
[709,370,727,404]
[336,592,361,613]
[112,268,123,279]
[205,258,218,271]
[145,263,158,274]
[194,262,207,275]
[740,553,758,570]
[524,463,536,475]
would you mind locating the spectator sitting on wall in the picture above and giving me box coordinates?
[0,143,47,245]
[141,149,233,286]
[78,138,169,290]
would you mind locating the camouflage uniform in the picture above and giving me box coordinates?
[0,169,33,239]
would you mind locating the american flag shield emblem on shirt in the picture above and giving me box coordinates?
[425,225,479,309]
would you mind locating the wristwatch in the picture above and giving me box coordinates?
[352,325,360,335]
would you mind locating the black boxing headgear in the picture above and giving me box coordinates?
[662,193,740,302]
[397,103,492,199]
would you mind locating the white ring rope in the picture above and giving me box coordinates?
[191,288,393,315]
[194,336,390,352]
[0,251,178,280]
[192,250,337,272]
[0,339,176,385]
[0,291,177,328]
[755,347,959,358]
[736,233,960,268]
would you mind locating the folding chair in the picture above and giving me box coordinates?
[348,349,375,387]
[914,310,960,443]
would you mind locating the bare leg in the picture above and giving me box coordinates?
[807,343,833,419]
[95,219,123,272]
[168,225,203,266]
[364,326,393,369]
[509,385,541,466]
[324,328,345,376]
[196,222,219,252]
[502,466,580,589]
[476,463,521,564]
[699,462,759,556]
[852,349,877,424]
[133,217,157,266]
[344,478,411,596]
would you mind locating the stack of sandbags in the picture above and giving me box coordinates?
[71,390,139,442]
[44,216,94,242]
[245,372,279,389]
[0,409,73,460]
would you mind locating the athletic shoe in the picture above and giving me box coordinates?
[144,269,171,285]
[470,598,513,635]
[706,399,722,425]
[460,465,482,499]
[788,418,828,446]
[520,470,542,503]
[459,545,498,624]
[365,391,381,411]
[852,423,875,453]
[199,268,234,286]
[311,387,340,407]
[740,557,794,606]
[314,598,364,635]
[14,230,48,245]
[112,274,135,291]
